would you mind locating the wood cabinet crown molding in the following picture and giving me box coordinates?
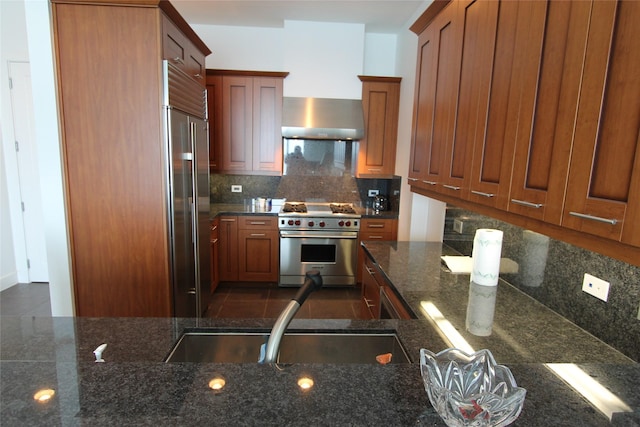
[51,0,211,55]
[410,0,451,35]
[358,75,402,84]
[207,69,290,78]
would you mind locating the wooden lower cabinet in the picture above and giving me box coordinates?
[210,218,220,294]
[357,218,398,284]
[361,256,381,319]
[218,216,239,281]
[238,216,279,282]
[217,215,279,283]
[360,252,412,320]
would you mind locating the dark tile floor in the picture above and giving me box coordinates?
[0,282,364,320]
[0,282,52,317]
[206,283,364,319]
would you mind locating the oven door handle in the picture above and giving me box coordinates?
[279,231,358,239]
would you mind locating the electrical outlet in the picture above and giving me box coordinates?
[231,185,242,193]
[453,219,464,234]
[368,189,379,197]
[581,273,610,302]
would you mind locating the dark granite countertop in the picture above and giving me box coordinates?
[210,203,399,220]
[2,241,638,426]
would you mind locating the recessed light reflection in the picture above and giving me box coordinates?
[208,377,226,391]
[297,376,314,390]
[33,388,55,403]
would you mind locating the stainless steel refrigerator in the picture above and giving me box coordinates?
[163,61,210,317]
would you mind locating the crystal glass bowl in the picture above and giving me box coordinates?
[420,348,526,427]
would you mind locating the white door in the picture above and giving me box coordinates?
[8,61,49,282]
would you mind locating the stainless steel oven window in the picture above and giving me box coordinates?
[300,244,337,263]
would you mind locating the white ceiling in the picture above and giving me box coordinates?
[171,0,428,33]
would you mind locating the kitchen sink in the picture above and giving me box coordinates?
[164,330,411,364]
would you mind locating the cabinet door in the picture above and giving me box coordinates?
[508,1,592,223]
[238,217,279,282]
[221,76,254,172]
[218,216,238,281]
[210,219,220,294]
[360,257,381,319]
[358,78,401,177]
[206,74,222,171]
[562,0,640,244]
[252,77,283,175]
[445,0,499,200]
[465,1,523,208]
[408,2,460,191]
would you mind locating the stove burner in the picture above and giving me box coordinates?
[329,203,357,214]
[282,202,307,213]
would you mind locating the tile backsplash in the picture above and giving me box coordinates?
[210,174,401,210]
[444,205,640,362]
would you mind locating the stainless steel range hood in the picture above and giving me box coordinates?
[282,97,365,140]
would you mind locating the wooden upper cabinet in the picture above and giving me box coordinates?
[252,77,283,174]
[212,71,286,175]
[447,0,499,201]
[222,75,254,172]
[357,76,401,177]
[562,0,640,245]
[206,74,222,170]
[508,1,592,223]
[408,2,460,190]
[162,13,206,82]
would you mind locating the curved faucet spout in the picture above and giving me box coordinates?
[262,270,323,364]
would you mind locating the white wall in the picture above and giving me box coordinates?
[24,0,74,315]
[1,0,29,289]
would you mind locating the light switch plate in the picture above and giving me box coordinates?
[368,189,379,197]
[582,273,610,302]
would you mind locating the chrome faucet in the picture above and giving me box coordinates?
[261,270,323,364]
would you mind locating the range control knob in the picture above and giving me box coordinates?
[288,219,294,226]
[319,221,326,228]
[338,220,345,227]
[295,220,301,226]
[345,221,351,227]
[308,221,315,227]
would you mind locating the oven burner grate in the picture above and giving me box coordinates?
[282,202,307,213]
[329,203,357,214]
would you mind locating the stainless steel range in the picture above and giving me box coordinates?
[279,202,360,287]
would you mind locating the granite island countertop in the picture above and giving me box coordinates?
[1,241,639,426]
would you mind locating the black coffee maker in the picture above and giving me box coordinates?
[373,195,388,213]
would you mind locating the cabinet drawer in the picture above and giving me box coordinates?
[360,231,395,241]
[360,218,398,240]
[238,216,277,230]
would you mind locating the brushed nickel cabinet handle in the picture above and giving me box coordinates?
[408,178,418,182]
[442,184,460,191]
[194,73,203,80]
[365,266,375,275]
[366,235,384,239]
[364,298,375,309]
[250,221,267,225]
[569,211,618,225]
[368,224,385,228]
[423,180,437,185]
[250,233,266,237]
[172,56,185,65]
[471,190,494,198]
[367,168,382,172]
[511,199,543,209]
[221,218,236,222]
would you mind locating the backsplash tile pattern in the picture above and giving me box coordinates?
[210,174,401,211]
[444,205,640,362]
